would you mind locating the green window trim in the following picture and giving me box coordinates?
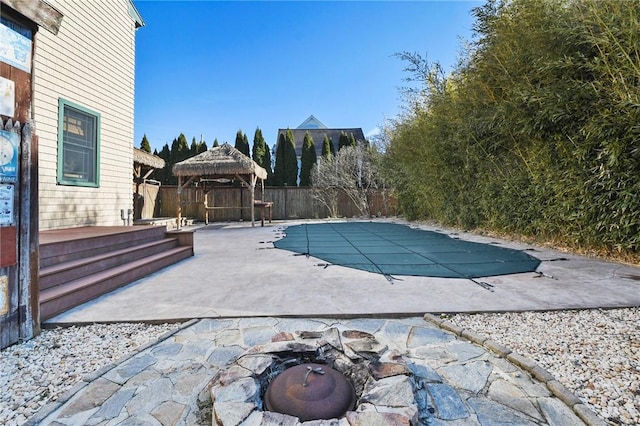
[57,98,101,187]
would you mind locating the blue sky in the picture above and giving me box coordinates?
[133,0,479,153]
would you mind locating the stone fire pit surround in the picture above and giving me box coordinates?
[210,326,423,425]
[208,317,562,426]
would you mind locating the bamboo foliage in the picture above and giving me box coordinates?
[386,0,640,254]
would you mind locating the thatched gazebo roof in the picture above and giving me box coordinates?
[172,143,268,228]
[172,143,267,180]
[133,147,165,169]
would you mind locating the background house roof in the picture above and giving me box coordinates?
[297,115,327,130]
[276,128,366,158]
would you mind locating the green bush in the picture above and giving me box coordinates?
[386,0,640,255]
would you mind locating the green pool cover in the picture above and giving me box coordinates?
[274,222,540,279]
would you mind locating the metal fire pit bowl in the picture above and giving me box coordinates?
[264,363,356,421]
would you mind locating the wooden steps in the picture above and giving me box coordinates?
[39,226,194,321]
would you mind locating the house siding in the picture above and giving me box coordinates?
[33,0,138,230]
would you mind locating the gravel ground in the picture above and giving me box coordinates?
[1,309,638,425]
[0,323,181,426]
[447,308,640,426]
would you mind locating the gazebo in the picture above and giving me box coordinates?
[172,143,268,227]
[133,148,165,220]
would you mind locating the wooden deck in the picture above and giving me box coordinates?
[38,225,194,320]
[40,226,153,244]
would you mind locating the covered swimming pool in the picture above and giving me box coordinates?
[274,222,541,279]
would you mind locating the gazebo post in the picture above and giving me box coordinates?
[177,175,182,230]
[250,173,257,227]
[204,190,209,225]
[133,164,142,220]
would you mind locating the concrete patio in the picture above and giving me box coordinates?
[46,219,640,325]
[30,218,639,425]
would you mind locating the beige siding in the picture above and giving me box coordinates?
[33,0,139,230]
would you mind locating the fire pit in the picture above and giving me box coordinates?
[264,363,356,421]
[209,326,422,425]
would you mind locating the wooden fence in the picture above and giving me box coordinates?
[156,186,397,222]
[133,181,162,220]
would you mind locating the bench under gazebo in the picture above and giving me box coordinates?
[172,143,270,227]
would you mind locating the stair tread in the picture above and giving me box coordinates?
[40,238,179,277]
[39,226,171,266]
[40,246,192,302]
[40,225,167,245]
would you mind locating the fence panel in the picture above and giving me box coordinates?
[133,182,161,219]
[157,186,396,222]
[263,187,330,219]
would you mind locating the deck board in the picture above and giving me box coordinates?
[40,226,162,244]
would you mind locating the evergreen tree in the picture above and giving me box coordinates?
[265,143,273,186]
[300,132,317,186]
[273,132,286,186]
[274,129,298,186]
[338,132,350,151]
[159,144,170,160]
[167,133,189,185]
[140,134,151,153]
[234,130,250,157]
[172,133,189,162]
[212,138,219,147]
[284,128,299,186]
[348,133,357,148]
[252,127,273,184]
[321,134,334,158]
[190,137,198,155]
[157,143,171,184]
[191,136,207,154]
[234,130,244,153]
[243,133,250,156]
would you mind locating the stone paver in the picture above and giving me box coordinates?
[30,316,596,426]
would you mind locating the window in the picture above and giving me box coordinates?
[57,99,100,186]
